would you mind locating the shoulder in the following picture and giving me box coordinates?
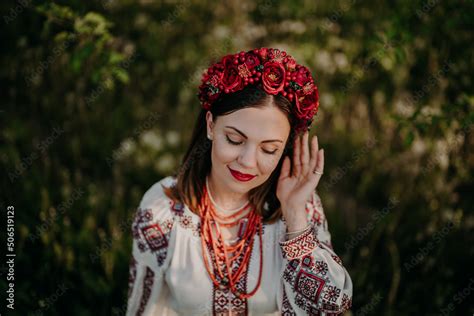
[138,175,177,210]
[133,175,179,227]
[131,176,179,267]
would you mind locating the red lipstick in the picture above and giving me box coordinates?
[228,166,256,182]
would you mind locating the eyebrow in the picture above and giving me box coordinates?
[224,126,283,143]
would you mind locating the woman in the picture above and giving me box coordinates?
[126,48,353,315]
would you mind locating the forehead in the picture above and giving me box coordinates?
[216,106,290,140]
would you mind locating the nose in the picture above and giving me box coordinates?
[237,145,258,171]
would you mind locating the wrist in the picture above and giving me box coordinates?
[282,206,308,232]
[285,224,311,240]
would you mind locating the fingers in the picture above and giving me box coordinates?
[293,133,301,176]
[309,135,319,173]
[293,130,324,179]
[300,131,310,175]
[316,148,324,174]
[313,149,325,185]
[279,156,291,180]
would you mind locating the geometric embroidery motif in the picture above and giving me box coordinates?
[281,286,296,316]
[142,223,168,252]
[209,240,250,316]
[302,255,313,267]
[314,260,328,276]
[170,200,201,236]
[307,193,323,226]
[128,255,137,300]
[132,207,171,267]
[281,245,350,314]
[341,293,352,311]
[295,270,325,303]
[323,285,341,303]
[137,266,155,316]
[331,254,343,266]
[280,226,319,260]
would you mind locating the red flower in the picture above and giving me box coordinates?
[268,48,285,63]
[262,61,286,95]
[293,66,312,88]
[245,52,261,71]
[295,86,319,120]
[258,48,269,61]
[198,47,320,134]
[221,55,243,92]
[285,57,297,71]
[199,71,222,106]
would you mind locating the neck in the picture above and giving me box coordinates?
[206,172,249,213]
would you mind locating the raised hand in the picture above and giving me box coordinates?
[276,130,324,231]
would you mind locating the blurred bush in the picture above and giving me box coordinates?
[1,0,473,315]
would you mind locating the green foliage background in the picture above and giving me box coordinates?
[1,0,473,315]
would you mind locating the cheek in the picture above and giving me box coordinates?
[258,153,282,174]
[213,139,239,162]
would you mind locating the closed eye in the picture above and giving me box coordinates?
[226,135,242,145]
[225,136,278,155]
[264,149,278,155]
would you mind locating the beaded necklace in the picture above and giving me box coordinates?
[199,177,263,299]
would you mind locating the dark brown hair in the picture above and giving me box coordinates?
[163,85,303,224]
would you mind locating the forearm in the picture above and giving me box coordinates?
[281,205,309,240]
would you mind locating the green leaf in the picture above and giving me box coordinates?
[113,68,130,84]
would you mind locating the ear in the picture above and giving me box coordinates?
[205,111,214,138]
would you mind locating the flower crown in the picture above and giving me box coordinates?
[197,47,320,134]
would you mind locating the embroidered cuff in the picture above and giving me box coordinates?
[279,225,320,260]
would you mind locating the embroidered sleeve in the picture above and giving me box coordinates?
[278,191,353,315]
[126,181,177,316]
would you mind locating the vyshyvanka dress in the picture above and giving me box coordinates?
[126,176,353,315]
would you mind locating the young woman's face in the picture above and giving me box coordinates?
[206,105,291,195]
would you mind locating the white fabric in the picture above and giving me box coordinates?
[126,176,352,315]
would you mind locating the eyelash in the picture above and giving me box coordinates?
[225,136,278,155]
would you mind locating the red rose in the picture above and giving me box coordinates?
[262,61,286,95]
[295,87,319,119]
[293,66,312,88]
[221,55,243,92]
[245,52,261,71]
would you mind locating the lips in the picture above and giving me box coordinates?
[228,166,256,182]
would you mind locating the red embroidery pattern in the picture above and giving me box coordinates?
[295,269,325,303]
[341,293,353,311]
[331,254,343,266]
[280,226,320,260]
[282,254,349,314]
[137,266,155,316]
[128,255,137,300]
[207,239,250,315]
[131,201,201,267]
[323,285,341,303]
[170,200,201,236]
[307,194,323,226]
[314,260,329,276]
[132,208,171,266]
[281,286,296,315]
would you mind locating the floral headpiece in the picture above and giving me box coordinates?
[197,47,320,134]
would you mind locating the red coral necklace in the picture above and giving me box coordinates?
[199,177,263,299]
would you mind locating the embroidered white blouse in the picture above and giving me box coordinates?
[126,176,353,315]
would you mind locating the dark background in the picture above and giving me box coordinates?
[1,0,473,315]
